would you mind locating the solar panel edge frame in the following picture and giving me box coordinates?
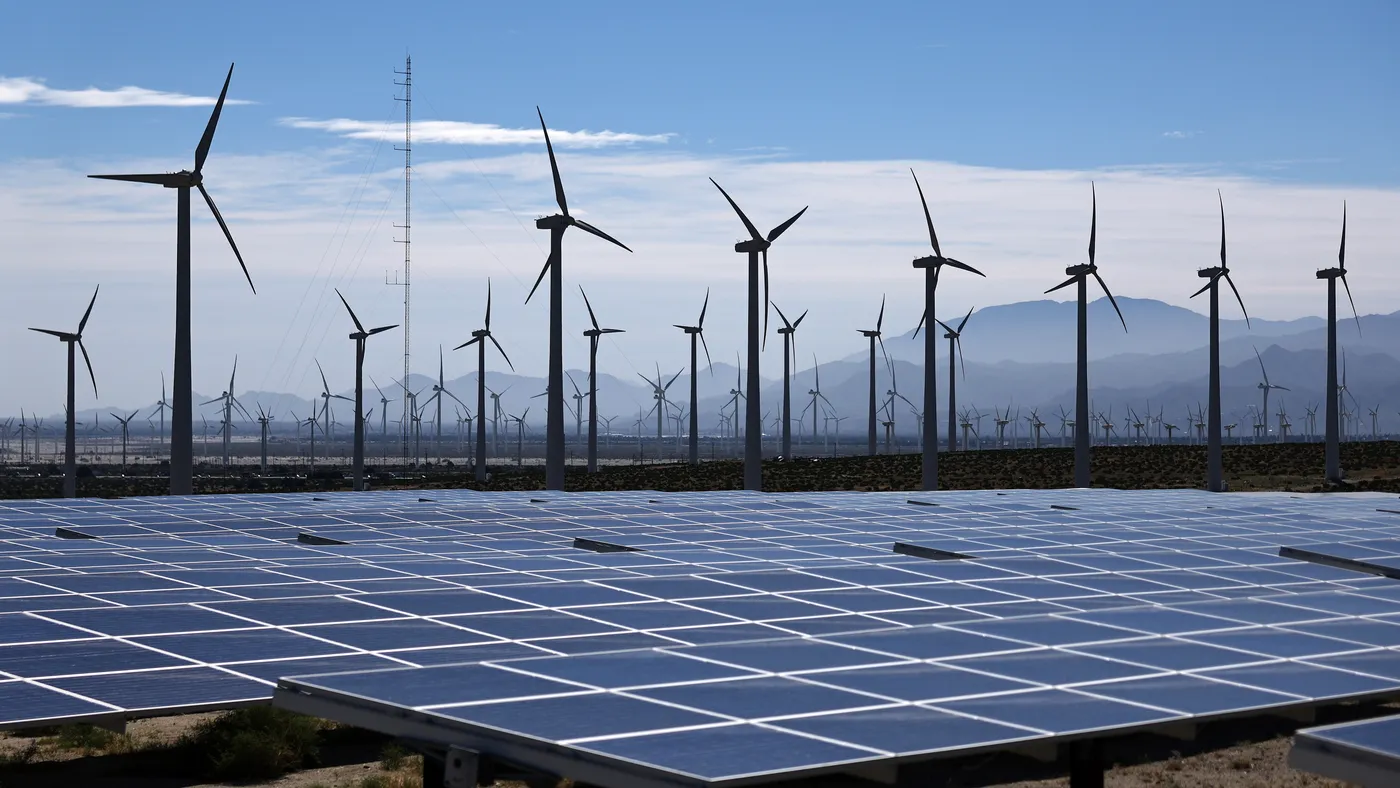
[1290,716,1400,788]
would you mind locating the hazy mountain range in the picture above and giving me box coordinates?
[18,297,1396,439]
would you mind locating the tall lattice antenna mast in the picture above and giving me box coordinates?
[391,55,412,463]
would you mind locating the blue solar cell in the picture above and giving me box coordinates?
[291,663,586,708]
[1081,674,1298,715]
[439,692,726,740]
[227,654,409,683]
[808,662,1038,702]
[1310,652,1400,682]
[942,649,1154,686]
[206,597,402,626]
[43,605,252,636]
[710,570,854,594]
[0,614,93,645]
[680,639,905,674]
[638,676,882,719]
[1064,606,1247,635]
[442,610,627,641]
[571,601,742,631]
[0,679,115,725]
[135,629,353,663]
[786,588,931,614]
[359,589,538,617]
[577,723,877,779]
[508,650,756,689]
[1286,619,1400,648]
[293,620,499,651]
[888,583,1024,607]
[934,688,1178,735]
[826,627,1030,660]
[1184,628,1372,659]
[541,632,687,655]
[476,582,655,609]
[774,705,1038,755]
[1070,638,1266,671]
[660,623,794,645]
[0,639,190,678]
[49,667,267,710]
[769,615,900,637]
[1298,714,1400,755]
[393,642,550,666]
[25,573,190,594]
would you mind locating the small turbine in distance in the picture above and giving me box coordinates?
[29,286,99,498]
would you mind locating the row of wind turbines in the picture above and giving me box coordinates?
[23,64,1367,497]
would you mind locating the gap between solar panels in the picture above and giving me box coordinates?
[298,533,350,546]
[1279,545,1400,581]
[892,542,977,561]
[54,527,98,539]
[572,538,642,553]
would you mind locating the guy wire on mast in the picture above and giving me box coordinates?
[390,55,412,463]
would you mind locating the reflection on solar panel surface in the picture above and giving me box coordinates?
[3,487,1400,782]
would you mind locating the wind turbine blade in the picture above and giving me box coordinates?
[335,289,365,334]
[1189,273,1219,300]
[907,168,944,258]
[773,302,792,331]
[489,336,514,371]
[484,277,493,330]
[699,331,713,375]
[198,184,255,294]
[79,340,98,398]
[762,248,771,350]
[767,206,807,242]
[876,295,885,334]
[537,107,567,216]
[200,397,223,406]
[709,178,762,241]
[525,249,555,305]
[943,258,985,277]
[1341,274,1361,336]
[88,172,180,186]
[454,336,482,351]
[1339,201,1347,270]
[665,368,684,390]
[78,286,99,334]
[28,328,66,339]
[1276,385,1291,392]
[912,310,924,339]
[1218,190,1227,268]
[580,285,601,332]
[1253,345,1268,385]
[1092,271,1127,332]
[573,219,632,253]
[1045,275,1078,295]
[1088,181,1097,265]
[698,287,709,328]
[368,324,397,335]
[957,305,973,332]
[195,63,234,174]
[1223,272,1250,328]
[933,318,955,335]
[956,336,967,379]
[793,309,807,329]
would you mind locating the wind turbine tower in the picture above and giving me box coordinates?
[1191,192,1249,492]
[673,290,712,465]
[1318,204,1360,483]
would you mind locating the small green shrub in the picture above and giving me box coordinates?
[180,706,324,781]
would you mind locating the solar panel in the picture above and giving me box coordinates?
[0,485,1396,770]
[1291,713,1400,787]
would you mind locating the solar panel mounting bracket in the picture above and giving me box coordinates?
[892,542,976,561]
[444,745,481,788]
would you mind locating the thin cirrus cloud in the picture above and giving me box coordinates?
[0,76,249,108]
[281,117,674,148]
[1162,130,1203,140]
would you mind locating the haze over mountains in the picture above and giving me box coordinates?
[37,297,1397,439]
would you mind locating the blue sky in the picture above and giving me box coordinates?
[7,1,1397,182]
[1,0,1397,414]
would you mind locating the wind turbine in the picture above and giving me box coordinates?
[255,403,272,472]
[371,376,395,441]
[110,410,138,469]
[640,366,683,446]
[858,296,888,456]
[908,170,986,487]
[1045,183,1127,487]
[801,356,832,452]
[578,286,624,473]
[1318,204,1361,482]
[456,279,513,483]
[528,109,632,490]
[200,357,251,468]
[336,289,396,491]
[772,303,806,458]
[710,178,807,490]
[421,346,467,461]
[29,286,99,498]
[1252,346,1289,444]
[567,373,588,442]
[928,307,972,451]
[149,373,171,456]
[1191,191,1249,491]
[315,359,352,456]
[672,289,712,465]
[89,64,252,495]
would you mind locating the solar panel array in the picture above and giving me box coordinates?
[3,487,1400,784]
[1291,713,1400,786]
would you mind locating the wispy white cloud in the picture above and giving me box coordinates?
[1162,130,1203,139]
[0,76,250,108]
[281,117,673,148]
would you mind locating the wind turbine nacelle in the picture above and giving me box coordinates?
[1197,266,1223,278]
[911,255,940,269]
[1064,263,1094,277]
[1316,267,1344,279]
[734,239,769,254]
[536,215,571,230]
